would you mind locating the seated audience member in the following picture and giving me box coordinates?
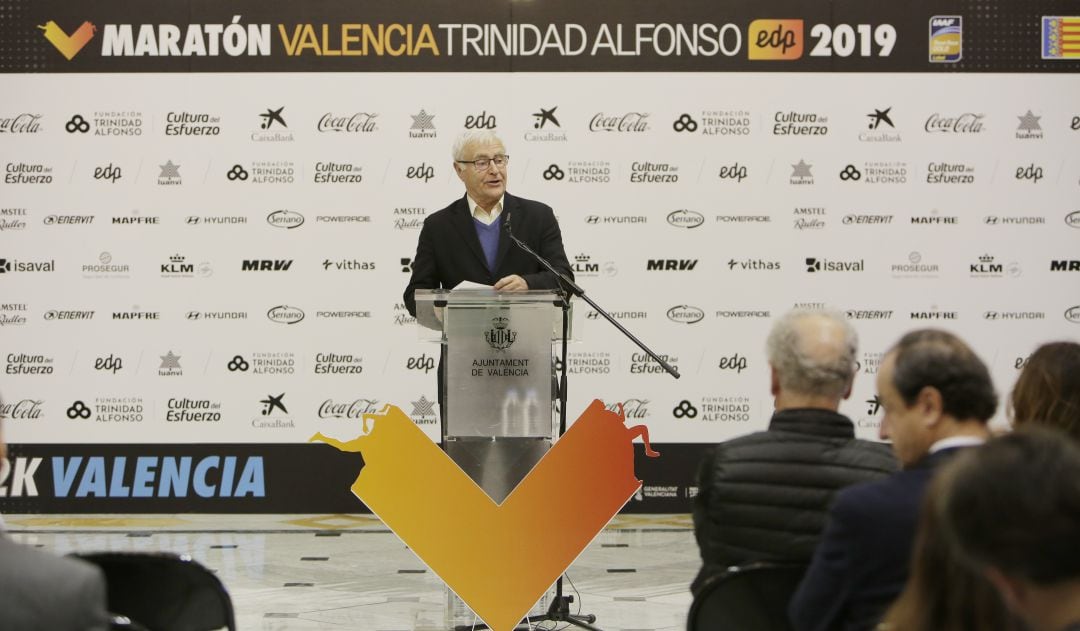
[935,429,1080,631]
[880,479,1019,631]
[1010,341,1080,440]
[691,309,896,595]
[0,401,110,631]
[789,329,997,631]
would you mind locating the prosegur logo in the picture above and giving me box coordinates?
[38,20,97,60]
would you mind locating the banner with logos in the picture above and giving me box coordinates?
[1,0,1078,513]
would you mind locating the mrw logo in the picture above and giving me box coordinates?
[38,21,96,60]
[310,400,659,631]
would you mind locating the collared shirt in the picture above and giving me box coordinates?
[468,194,504,226]
[929,435,986,454]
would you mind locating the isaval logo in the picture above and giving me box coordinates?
[748,19,804,60]
[38,20,96,60]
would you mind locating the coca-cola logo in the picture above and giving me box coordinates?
[266,210,305,229]
[605,398,650,418]
[666,209,705,229]
[0,398,44,419]
[924,113,985,134]
[317,398,380,419]
[0,113,43,134]
[316,112,378,133]
[267,305,305,325]
[667,305,705,324]
[589,112,650,133]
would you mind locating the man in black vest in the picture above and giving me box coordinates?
[691,309,897,595]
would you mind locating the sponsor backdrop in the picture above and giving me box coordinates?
[1,0,1078,512]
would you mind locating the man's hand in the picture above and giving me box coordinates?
[494,274,528,291]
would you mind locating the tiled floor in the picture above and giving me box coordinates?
[3,514,697,631]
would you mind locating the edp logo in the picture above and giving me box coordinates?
[93,163,122,183]
[94,354,123,373]
[464,110,497,130]
[406,163,434,182]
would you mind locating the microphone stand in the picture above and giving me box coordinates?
[492,213,677,631]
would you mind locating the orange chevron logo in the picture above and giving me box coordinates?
[38,20,96,60]
[311,399,659,631]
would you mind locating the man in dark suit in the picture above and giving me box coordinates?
[790,329,997,631]
[403,129,573,317]
[0,402,110,630]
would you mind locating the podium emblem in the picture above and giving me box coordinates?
[484,316,517,350]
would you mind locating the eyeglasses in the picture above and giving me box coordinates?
[456,155,510,171]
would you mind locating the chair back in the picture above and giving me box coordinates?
[687,562,806,631]
[73,552,236,631]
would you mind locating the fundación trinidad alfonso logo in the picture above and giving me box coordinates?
[38,20,96,60]
[309,400,659,631]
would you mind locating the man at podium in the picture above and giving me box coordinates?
[403,129,573,317]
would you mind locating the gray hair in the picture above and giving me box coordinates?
[766,309,858,399]
[452,130,506,161]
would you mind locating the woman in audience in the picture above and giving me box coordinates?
[1010,341,1080,440]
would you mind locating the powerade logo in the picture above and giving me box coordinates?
[0,456,265,498]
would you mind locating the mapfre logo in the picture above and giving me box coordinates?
[38,20,96,60]
[747,19,804,60]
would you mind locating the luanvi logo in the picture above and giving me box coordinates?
[38,21,97,60]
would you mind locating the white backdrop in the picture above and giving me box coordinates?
[2,72,1078,452]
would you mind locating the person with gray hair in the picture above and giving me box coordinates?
[403,129,573,316]
[0,401,111,630]
[691,309,896,595]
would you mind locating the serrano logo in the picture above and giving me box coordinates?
[747,19,804,60]
[38,20,97,60]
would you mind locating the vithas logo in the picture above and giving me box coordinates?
[38,20,96,60]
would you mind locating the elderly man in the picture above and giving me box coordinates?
[691,309,896,595]
[790,329,997,631]
[0,402,110,630]
[403,129,573,316]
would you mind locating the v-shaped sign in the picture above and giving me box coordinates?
[311,399,659,631]
[38,21,96,60]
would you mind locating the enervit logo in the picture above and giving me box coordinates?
[38,21,96,60]
[1066,306,1080,324]
[666,305,704,324]
[666,209,704,229]
[747,19,804,60]
[267,305,305,324]
[267,210,304,229]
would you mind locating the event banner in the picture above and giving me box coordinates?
[1,0,1078,514]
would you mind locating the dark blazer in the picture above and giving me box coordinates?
[0,534,109,630]
[789,447,969,631]
[691,408,896,595]
[403,192,573,317]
